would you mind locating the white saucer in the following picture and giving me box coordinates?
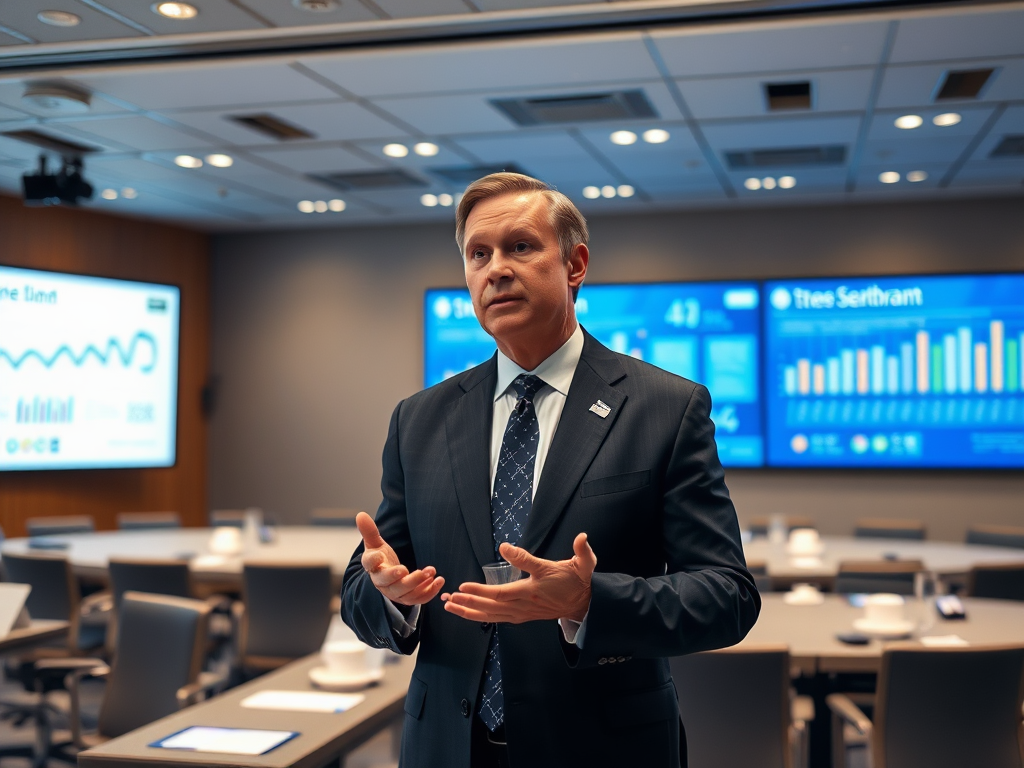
[852,618,916,638]
[789,556,824,570]
[784,590,825,606]
[786,543,825,556]
[309,666,384,692]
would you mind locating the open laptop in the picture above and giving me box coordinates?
[0,583,32,638]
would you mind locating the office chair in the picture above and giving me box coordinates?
[104,558,193,651]
[748,516,817,538]
[116,512,181,530]
[746,560,772,593]
[236,562,334,672]
[967,563,1024,602]
[671,645,813,768]
[834,560,924,596]
[310,508,360,527]
[24,516,95,538]
[828,643,1024,768]
[854,518,926,541]
[209,509,246,528]
[36,592,221,758]
[965,524,1024,550]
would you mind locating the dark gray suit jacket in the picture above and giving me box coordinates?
[342,329,760,768]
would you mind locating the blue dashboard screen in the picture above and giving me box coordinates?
[764,274,1024,468]
[425,282,764,467]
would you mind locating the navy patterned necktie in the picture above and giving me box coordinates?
[479,373,544,732]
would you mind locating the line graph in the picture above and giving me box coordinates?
[0,332,157,373]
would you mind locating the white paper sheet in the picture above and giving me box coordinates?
[920,635,969,647]
[241,690,366,713]
[152,726,297,755]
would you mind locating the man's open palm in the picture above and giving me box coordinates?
[356,512,444,606]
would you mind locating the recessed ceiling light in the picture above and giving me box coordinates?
[642,129,670,144]
[762,177,777,190]
[153,2,198,19]
[601,185,616,198]
[744,178,762,191]
[438,193,453,207]
[879,171,900,184]
[383,143,409,158]
[617,185,635,198]
[292,0,339,10]
[895,114,923,130]
[778,176,796,189]
[313,200,327,213]
[298,200,315,213]
[205,154,233,168]
[610,131,637,146]
[906,170,928,182]
[328,199,345,211]
[100,189,118,200]
[22,82,91,114]
[582,186,600,199]
[421,194,438,207]
[174,155,202,168]
[37,11,81,27]
[933,112,962,127]
[122,188,138,199]
[414,142,439,157]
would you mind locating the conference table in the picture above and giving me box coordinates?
[0,620,68,655]
[78,652,414,768]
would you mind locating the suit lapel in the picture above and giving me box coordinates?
[520,331,627,555]
[446,356,499,570]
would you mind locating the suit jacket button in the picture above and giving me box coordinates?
[481,623,492,631]
[598,658,607,665]
[617,656,626,663]
[461,699,470,717]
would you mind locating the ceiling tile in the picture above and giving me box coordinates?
[375,0,476,17]
[860,136,972,166]
[0,0,143,43]
[153,103,333,146]
[79,61,339,111]
[251,102,407,141]
[46,115,216,152]
[0,81,131,118]
[97,0,265,35]
[452,131,609,184]
[857,162,946,188]
[650,18,890,77]
[575,123,705,179]
[949,164,1024,189]
[730,166,848,193]
[350,139,472,171]
[968,105,1024,163]
[474,0,593,8]
[889,8,1024,63]
[877,59,1024,109]
[245,144,383,174]
[678,68,874,120]
[298,32,663,98]
[701,115,862,156]
[232,0,381,25]
[0,30,28,45]
[867,106,996,140]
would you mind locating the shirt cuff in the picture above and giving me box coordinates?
[558,611,589,648]
[384,598,420,639]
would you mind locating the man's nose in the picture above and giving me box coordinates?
[486,251,515,282]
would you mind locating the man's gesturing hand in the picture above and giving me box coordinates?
[442,533,597,624]
[356,512,444,606]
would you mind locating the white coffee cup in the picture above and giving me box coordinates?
[788,528,821,553]
[792,583,820,599]
[321,640,369,678]
[864,593,906,626]
[208,526,242,555]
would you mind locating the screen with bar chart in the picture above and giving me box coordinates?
[764,274,1024,468]
[426,281,764,466]
[0,266,179,471]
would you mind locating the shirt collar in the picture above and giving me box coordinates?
[494,323,584,402]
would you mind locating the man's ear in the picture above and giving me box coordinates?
[568,243,589,288]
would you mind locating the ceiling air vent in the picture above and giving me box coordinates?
[0,129,98,156]
[491,90,657,127]
[935,68,995,100]
[725,145,846,169]
[429,164,529,185]
[309,169,426,191]
[229,113,315,141]
[764,82,812,111]
[990,135,1024,158]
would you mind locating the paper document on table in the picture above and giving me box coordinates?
[241,690,366,713]
[920,635,969,647]
[151,726,298,755]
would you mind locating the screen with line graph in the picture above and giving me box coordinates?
[0,266,179,471]
[765,273,1024,468]
[426,281,764,467]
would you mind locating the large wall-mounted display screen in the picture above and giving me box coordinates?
[0,266,180,471]
[764,274,1024,468]
[426,282,764,467]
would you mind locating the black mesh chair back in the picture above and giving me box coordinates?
[967,564,1024,601]
[209,510,246,528]
[835,560,923,595]
[854,518,926,541]
[671,646,792,768]
[116,512,181,531]
[241,562,333,669]
[97,592,210,738]
[1,551,81,651]
[747,560,771,593]
[873,644,1024,768]
[966,525,1024,550]
[748,516,816,538]
[25,516,95,537]
[310,508,359,527]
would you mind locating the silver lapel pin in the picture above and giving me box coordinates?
[589,400,611,418]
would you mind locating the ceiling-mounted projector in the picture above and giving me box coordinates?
[22,155,94,206]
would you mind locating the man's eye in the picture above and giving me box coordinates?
[472,250,487,259]
[513,242,530,253]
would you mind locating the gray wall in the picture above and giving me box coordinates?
[209,195,1024,540]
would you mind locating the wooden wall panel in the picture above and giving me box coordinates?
[0,194,209,535]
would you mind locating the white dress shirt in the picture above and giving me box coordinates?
[387,324,589,645]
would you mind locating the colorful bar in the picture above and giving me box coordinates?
[916,331,930,394]
[857,349,870,394]
[871,345,885,395]
[991,321,1004,393]
[1008,340,1019,393]
[784,366,797,396]
[886,355,900,395]
[932,345,943,393]
[827,357,841,395]
[958,327,972,394]
[943,334,958,395]
[797,359,811,395]
[841,349,855,395]
[813,364,825,395]
[974,343,988,393]
[900,342,914,394]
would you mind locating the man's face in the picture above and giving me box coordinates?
[463,192,585,352]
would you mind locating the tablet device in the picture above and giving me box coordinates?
[150,726,299,756]
[0,584,31,638]
[28,538,69,550]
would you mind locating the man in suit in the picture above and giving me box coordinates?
[341,172,760,768]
